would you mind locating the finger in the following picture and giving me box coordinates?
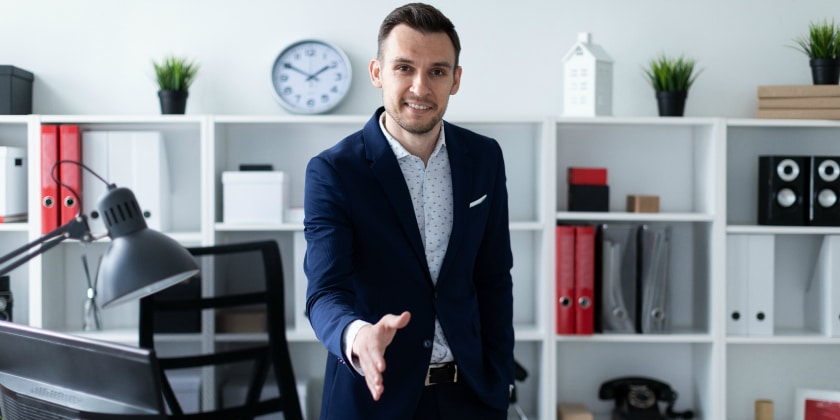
[381,311,411,330]
[362,361,384,400]
[394,311,411,328]
[366,375,383,400]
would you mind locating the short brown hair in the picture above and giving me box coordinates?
[377,3,461,67]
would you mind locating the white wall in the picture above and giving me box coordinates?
[0,0,835,118]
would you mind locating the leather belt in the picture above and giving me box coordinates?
[425,362,458,386]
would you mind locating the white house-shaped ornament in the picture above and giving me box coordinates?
[563,32,613,116]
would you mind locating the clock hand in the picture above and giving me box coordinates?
[306,64,336,81]
[283,63,314,78]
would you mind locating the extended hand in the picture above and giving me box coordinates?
[352,311,411,401]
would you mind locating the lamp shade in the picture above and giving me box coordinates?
[96,187,199,309]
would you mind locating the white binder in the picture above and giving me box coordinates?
[81,131,110,235]
[726,234,775,336]
[82,131,170,234]
[726,235,750,335]
[125,131,170,232]
[805,235,840,336]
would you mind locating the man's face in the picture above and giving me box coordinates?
[370,24,461,138]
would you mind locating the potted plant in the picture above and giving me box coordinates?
[644,54,700,117]
[791,19,840,85]
[152,55,199,114]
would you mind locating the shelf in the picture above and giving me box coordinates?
[216,222,544,232]
[556,332,713,344]
[215,222,303,232]
[513,326,544,341]
[727,225,840,235]
[38,114,206,125]
[0,222,28,232]
[557,211,714,223]
[727,328,840,345]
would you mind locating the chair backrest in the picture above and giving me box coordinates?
[138,240,303,420]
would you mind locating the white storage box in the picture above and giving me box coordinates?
[223,171,289,224]
[0,146,26,220]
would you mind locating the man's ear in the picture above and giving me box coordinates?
[450,66,462,95]
[369,59,383,88]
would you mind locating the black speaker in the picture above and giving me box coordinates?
[758,156,808,225]
[810,156,840,226]
[0,275,12,322]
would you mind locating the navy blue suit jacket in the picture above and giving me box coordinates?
[303,108,514,419]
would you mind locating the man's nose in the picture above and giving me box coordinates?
[410,73,431,96]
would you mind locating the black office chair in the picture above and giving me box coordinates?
[138,240,303,420]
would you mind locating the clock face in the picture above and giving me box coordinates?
[271,40,352,114]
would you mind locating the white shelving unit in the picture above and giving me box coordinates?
[4,114,839,419]
[725,118,840,420]
[551,117,724,420]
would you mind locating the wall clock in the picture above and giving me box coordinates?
[271,39,352,114]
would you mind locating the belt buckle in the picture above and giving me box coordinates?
[425,363,457,386]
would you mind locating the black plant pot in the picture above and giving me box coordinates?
[158,90,189,114]
[810,59,840,85]
[655,91,687,117]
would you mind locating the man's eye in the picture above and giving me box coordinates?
[431,69,446,77]
[397,66,410,72]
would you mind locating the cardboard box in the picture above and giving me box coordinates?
[216,307,266,333]
[0,147,26,220]
[557,403,593,420]
[0,66,33,115]
[626,194,660,213]
[223,171,289,224]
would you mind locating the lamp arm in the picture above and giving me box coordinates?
[0,216,92,277]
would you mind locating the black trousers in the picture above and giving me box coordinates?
[412,380,507,420]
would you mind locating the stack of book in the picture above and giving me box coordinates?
[756,85,840,120]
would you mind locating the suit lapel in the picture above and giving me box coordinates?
[362,110,429,274]
[438,123,472,284]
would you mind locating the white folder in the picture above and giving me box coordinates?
[84,130,170,234]
[746,235,775,336]
[127,131,170,232]
[726,235,750,335]
[805,235,840,336]
[102,131,170,232]
[81,131,110,235]
[726,234,775,336]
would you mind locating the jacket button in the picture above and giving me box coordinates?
[423,340,432,348]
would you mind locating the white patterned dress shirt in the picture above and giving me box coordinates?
[343,114,455,372]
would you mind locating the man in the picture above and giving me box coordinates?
[303,3,514,418]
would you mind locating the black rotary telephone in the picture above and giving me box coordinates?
[599,376,694,420]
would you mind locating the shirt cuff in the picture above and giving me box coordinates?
[342,319,372,375]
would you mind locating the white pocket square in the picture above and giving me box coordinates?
[469,194,487,208]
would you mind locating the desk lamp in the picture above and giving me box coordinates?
[0,160,199,308]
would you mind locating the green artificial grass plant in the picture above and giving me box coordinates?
[644,54,700,92]
[153,55,199,92]
[792,19,839,59]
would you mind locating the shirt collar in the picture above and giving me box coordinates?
[378,112,446,161]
